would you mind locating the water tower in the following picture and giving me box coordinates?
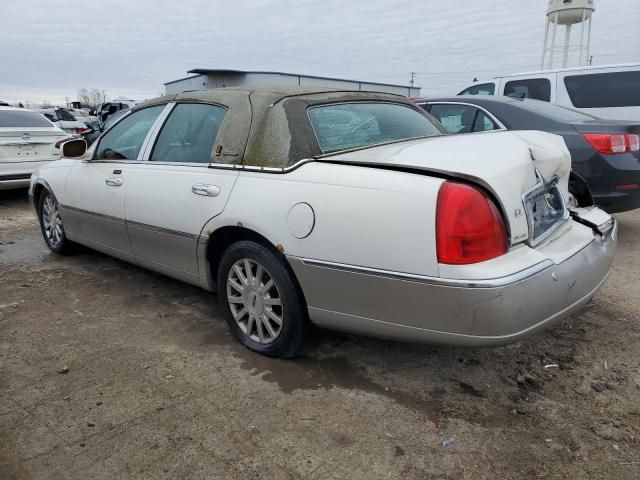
[541,0,595,69]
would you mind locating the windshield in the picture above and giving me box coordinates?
[517,99,598,122]
[308,102,442,153]
[0,110,53,128]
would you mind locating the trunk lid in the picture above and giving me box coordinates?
[571,119,640,134]
[321,130,572,247]
[0,127,65,163]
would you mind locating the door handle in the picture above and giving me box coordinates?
[105,177,123,187]
[192,183,221,197]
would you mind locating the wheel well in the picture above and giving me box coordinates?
[32,183,47,210]
[206,226,309,308]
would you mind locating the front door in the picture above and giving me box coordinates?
[124,102,240,284]
[62,105,166,260]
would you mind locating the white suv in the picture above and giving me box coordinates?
[458,63,640,121]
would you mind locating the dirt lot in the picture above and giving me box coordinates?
[0,188,639,480]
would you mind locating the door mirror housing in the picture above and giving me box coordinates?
[62,139,88,158]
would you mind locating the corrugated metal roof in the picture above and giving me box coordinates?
[169,68,421,89]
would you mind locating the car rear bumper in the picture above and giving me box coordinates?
[1,160,57,190]
[288,222,617,346]
[594,188,640,213]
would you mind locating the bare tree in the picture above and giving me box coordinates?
[77,88,107,110]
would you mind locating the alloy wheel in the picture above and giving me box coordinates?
[42,194,63,248]
[226,258,283,344]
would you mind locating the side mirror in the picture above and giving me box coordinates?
[62,139,88,158]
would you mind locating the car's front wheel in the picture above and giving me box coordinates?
[217,240,308,358]
[37,190,74,254]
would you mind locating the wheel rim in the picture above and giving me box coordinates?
[226,258,283,344]
[42,194,63,248]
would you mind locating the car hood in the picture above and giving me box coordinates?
[321,130,572,246]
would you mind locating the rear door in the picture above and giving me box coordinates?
[62,105,166,260]
[124,101,248,284]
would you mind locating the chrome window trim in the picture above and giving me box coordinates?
[417,101,507,131]
[206,158,315,174]
[139,103,176,161]
[299,257,555,288]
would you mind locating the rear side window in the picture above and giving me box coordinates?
[458,83,495,96]
[95,106,164,160]
[0,110,53,128]
[504,79,551,102]
[308,103,441,153]
[564,71,640,108]
[55,108,77,121]
[429,104,497,134]
[151,103,227,163]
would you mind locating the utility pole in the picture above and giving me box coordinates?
[410,72,416,88]
[64,96,69,108]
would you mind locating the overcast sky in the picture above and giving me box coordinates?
[1,0,638,105]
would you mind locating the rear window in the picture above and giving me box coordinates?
[55,108,77,121]
[0,110,53,128]
[504,79,551,102]
[518,99,597,122]
[564,71,640,108]
[308,103,441,153]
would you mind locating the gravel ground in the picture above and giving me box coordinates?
[1,188,639,480]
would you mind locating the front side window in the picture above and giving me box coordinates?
[504,79,551,102]
[564,71,640,108]
[95,105,164,160]
[308,103,441,153]
[458,83,495,96]
[428,104,497,134]
[151,103,227,163]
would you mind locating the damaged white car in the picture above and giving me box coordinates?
[29,87,616,357]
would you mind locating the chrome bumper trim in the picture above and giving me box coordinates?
[300,257,555,288]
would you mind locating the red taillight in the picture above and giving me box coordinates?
[436,181,508,265]
[74,127,90,134]
[583,133,639,154]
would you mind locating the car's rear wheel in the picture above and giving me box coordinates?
[217,240,307,358]
[38,190,74,254]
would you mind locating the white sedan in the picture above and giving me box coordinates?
[0,107,66,189]
[28,87,616,357]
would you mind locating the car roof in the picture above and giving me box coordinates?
[136,86,407,110]
[416,95,535,106]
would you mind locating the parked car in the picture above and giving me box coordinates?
[457,63,640,121]
[95,100,138,128]
[34,108,89,134]
[0,107,66,189]
[67,108,98,126]
[416,96,640,213]
[82,109,128,146]
[29,87,616,357]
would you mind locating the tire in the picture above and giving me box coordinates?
[37,189,75,254]
[217,240,308,358]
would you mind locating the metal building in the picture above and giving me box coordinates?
[164,69,421,97]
